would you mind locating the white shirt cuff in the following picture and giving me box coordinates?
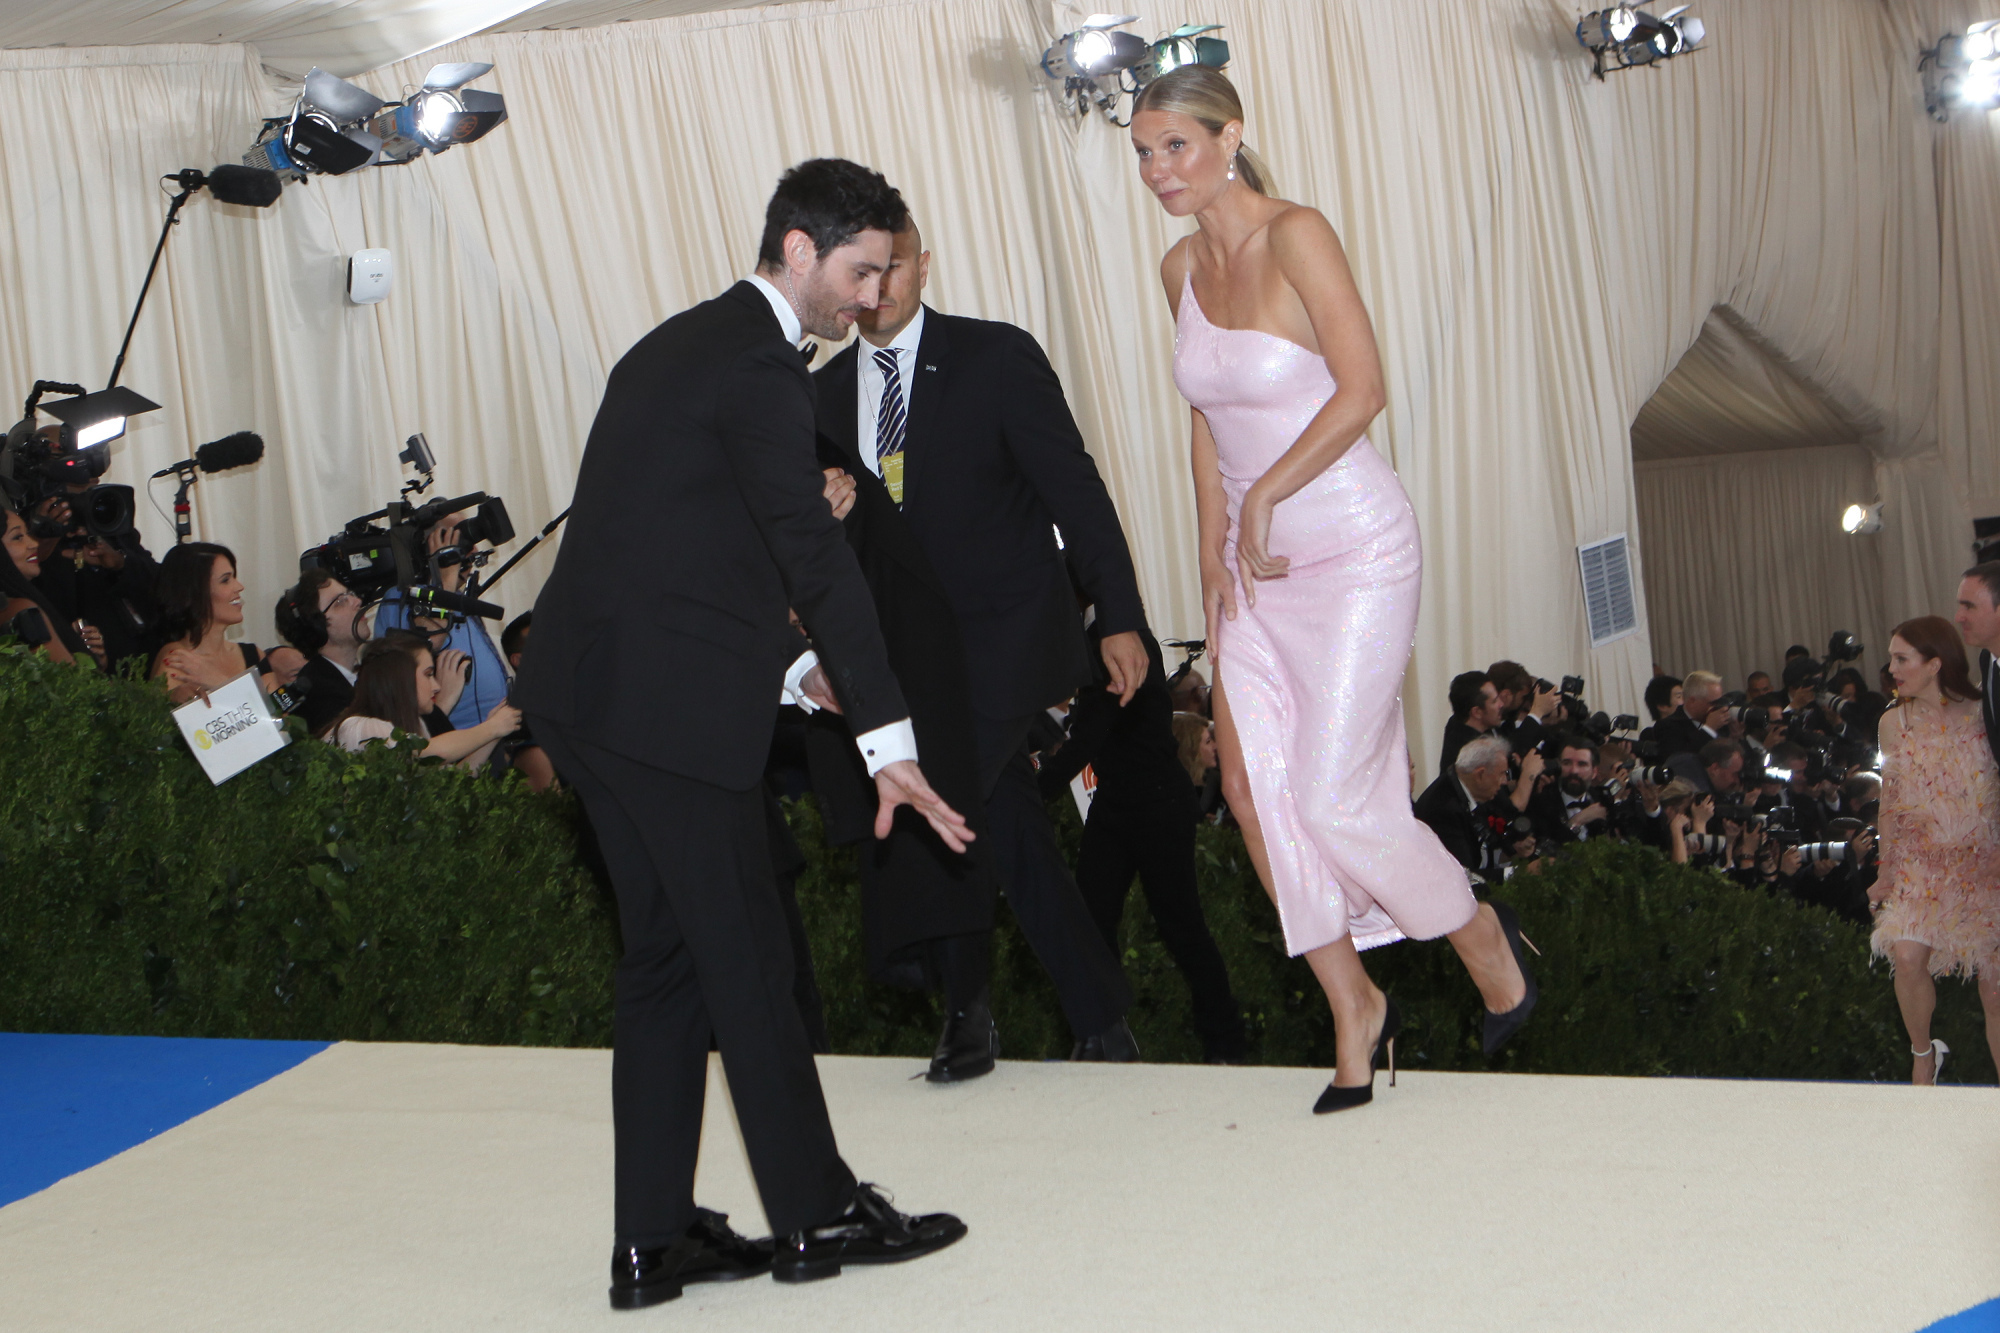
[781,650,821,713]
[855,719,918,777]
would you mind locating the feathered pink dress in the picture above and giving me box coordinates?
[1174,274,1476,956]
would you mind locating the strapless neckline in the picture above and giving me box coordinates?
[1179,272,1320,362]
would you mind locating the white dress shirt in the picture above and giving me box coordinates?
[853,305,927,481]
[745,273,918,776]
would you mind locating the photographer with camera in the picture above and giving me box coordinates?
[371,513,512,732]
[1486,660,1560,754]
[1,498,99,666]
[1650,670,1724,759]
[1543,736,1612,844]
[324,629,521,773]
[1438,670,1503,775]
[149,542,304,705]
[1595,741,1664,843]
[1666,737,1746,797]
[1414,735,1537,887]
[1867,616,2000,1085]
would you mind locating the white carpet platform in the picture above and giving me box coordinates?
[2,1044,1995,1332]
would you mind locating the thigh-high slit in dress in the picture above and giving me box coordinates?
[1174,274,1475,956]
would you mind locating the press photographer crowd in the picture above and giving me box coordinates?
[6,376,2000,1085]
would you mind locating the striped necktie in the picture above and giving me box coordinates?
[874,347,907,506]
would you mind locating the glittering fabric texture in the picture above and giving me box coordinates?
[1870,700,2000,979]
[1173,274,1475,957]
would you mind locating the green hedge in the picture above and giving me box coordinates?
[1,645,1990,1083]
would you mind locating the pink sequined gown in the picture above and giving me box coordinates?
[1870,700,2000,978]
[1174,274,1475,956]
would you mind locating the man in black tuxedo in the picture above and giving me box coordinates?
[1648,669,1724,759]
[813,216,1148,1067]
[1958,562,2000,768]
[1413,735,1523,888]
[1437,670,1501,777]
[516,161,968,1310]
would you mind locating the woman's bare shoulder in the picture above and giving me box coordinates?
[1158,235,1195,305]
[1266,202,1345,260]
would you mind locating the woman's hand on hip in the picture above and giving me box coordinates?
[1234,488,1289,605]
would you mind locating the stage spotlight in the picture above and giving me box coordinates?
[1575,5,1706,79]
[1133,24,1230,85]
[1840,502,1883,535]
[368,63,509,165]
[1042,15,1146,81]
[1043,18,1230,123]
[245,63,508,183]
[1924,21,2000,119]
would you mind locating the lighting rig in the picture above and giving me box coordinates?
[245,63,508,183]
[1921,21,2000,121]
[1041,17,1230,124]
[1575,6,1706,79]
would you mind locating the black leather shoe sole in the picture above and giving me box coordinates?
[771,1216,969,1284]
[609,1280,682,1310]
[925,1033,997,1083]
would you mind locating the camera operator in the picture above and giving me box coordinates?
[149,542,304,705]
[1666,737,1747,797]
[372,513,511,731]
[1487,660,1559,753]
[498,611,557,792]
[1596,741,1663,843]
[1438,670,1503,775]
[1,498,98,666]
[1641,674,1683,733]
[1650,670,1724,759]
[1414,735,1537,887]
[24,488,161,673]
[274,568,420,737]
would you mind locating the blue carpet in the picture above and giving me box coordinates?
[0,1032,329,1208]
[1926,1301,2000,1331]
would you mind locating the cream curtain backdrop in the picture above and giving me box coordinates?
[1635,445,1887,693]
[0,0,1990,760]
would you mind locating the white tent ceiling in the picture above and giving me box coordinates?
[0,0,779,79]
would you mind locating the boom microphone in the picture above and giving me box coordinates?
[164,165,283,209]
[152,431,265,478]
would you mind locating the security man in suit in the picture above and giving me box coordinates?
[1957,562,2000,767]
[517,161,968,1310]
[812,215,1149,1066]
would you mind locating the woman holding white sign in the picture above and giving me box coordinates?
[151,542,305,704]
[325,632,520,774]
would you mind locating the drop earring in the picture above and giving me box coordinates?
[1227,155,1236,182]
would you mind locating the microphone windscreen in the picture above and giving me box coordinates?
[195,431,265,473]
[206,164,283,208]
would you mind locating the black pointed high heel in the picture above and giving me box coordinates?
[1481,900,1540,1056]
[1314,995,1400,1114]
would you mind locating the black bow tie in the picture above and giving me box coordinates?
[799,342,819,366]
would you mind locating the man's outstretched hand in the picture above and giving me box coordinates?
[874,759,976,852]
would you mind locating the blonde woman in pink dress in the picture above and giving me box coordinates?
[1130,68,1533,1114]
[1869,616,2000,1084]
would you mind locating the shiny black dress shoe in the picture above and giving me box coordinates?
[1069,1017,1141,1062]
[927,995,998,1083]
[1481,900,1540,1056]
[609,1207,773,1310]
[1314,994,1400,1114]
[773,1182,967,1283]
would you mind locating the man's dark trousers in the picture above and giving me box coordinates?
[1074,795,1242,1059]
[970,712,1131,1038]
[536,726,855,1247]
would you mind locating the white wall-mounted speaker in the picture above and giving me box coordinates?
[347,248,393,305]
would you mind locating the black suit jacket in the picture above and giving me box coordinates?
[1983,650,1999,768]
[1413,772,1506,883]
[1437,717,1484,777]
[297,654,355,737]
[803,416,997,980]
[1649,709,1709,761]
[1037,626,1187,810]
[517,282,905,790]
[814,309,1145,719]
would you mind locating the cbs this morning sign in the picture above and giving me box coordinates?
[171,668,290,784]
